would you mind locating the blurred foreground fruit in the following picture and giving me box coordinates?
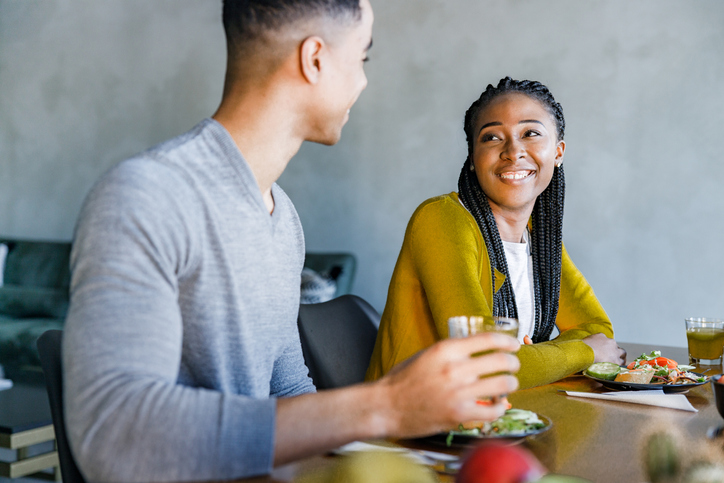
[456,443,547,483]
[294,451,436,483]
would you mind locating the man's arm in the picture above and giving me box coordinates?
[274,333,520,465]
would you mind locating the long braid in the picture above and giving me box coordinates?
[458,161,517,319]
[530,165,565,341]
[458,77,565,342]
[458,158,518,318]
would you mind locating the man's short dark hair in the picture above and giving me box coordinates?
[223,0,362,58]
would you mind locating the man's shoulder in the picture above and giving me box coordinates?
[93,156,190,205]
[144,119,215,164]
[94,120,217,199]
[78,127,212,234]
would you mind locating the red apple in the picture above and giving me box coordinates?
[456,442,547,483]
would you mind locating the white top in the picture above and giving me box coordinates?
[502,230,535,343]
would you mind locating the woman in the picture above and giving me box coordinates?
[366,77,626,389]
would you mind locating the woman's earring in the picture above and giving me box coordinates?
[469,163,475,172]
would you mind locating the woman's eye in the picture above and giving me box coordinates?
[481,133,500,142]
[524,130,541,138]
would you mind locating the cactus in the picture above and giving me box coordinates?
[644,430,681,483]
[642,424,724,483]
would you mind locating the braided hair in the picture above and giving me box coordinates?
[457,77,565,343]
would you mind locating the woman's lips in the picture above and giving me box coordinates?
[498,170,534,180]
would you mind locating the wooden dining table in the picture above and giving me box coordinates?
[240,342,724,483]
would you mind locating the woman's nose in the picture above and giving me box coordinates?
[501,138,525,160]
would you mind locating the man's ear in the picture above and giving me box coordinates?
[300,36,325,84]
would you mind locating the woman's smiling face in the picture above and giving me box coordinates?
[472,92,565,218]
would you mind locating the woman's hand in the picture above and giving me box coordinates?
[582,333,626,365]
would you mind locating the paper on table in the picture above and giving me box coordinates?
[564,389,697,412]
[334,441,459,466]
[0,378,12,391]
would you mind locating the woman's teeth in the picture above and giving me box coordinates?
[499,170,533,180]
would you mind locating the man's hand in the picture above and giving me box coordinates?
[582,333,626,365]
[274,333,519,465]
[376,333,520,439]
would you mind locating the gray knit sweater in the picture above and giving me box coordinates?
[63,119,315,482]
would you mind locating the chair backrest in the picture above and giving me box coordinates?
[297,294,380,390]
[36,330,86,483]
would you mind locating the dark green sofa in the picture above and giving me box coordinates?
[0,238,355,375]
[0,238,71,374]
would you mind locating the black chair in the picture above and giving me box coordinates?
[297,294,380,390]
[37,330,86,483]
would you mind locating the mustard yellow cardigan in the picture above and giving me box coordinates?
[365,193,614,390]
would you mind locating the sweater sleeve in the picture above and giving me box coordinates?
[270,327,318,397]
[63,161,275,482]
[407,198,609,390]
[515,246,613,389]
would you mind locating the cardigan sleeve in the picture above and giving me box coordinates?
[406,197,611,390]
[515,246,613,389]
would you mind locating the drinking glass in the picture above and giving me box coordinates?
[685,318,724,365]
[448,315,519,404]
[448,315,519,339]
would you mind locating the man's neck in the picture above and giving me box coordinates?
[212,83,304,214]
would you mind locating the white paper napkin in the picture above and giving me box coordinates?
[564,389,697,412]
[334,441,459,466]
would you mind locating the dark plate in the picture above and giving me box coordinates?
[418,414,552,448]
[583,370,709,394]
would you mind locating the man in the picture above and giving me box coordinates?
[63,1,520,481]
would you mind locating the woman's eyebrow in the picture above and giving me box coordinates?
[478,119,545,135]
[478,121,502,134]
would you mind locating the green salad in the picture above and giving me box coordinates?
[446,409,547,446]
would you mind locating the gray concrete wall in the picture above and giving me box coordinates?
[2,0,723,347]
